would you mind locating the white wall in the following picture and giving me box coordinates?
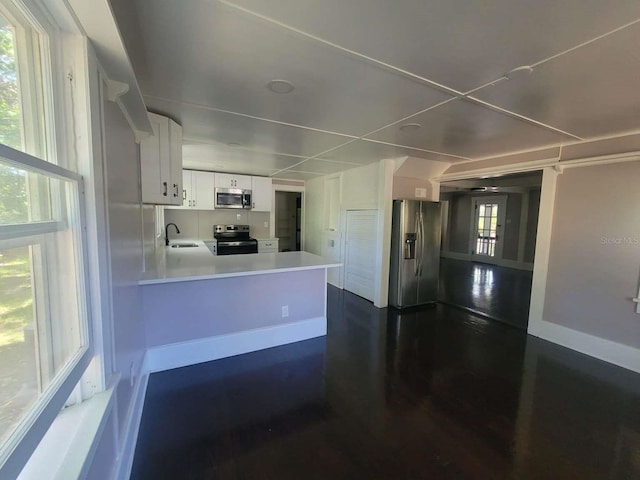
[543,161,640,349]
[342,162,380,209]
[101,96,146,436]
[303,161,394,306]
[304,176,324,256]
[84,74,148,479]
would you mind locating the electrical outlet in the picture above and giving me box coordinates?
[264,221,268,228]
[282,305,289,317]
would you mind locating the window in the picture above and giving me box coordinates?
[0,0,91,475]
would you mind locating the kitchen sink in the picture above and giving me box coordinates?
[171,243,199,248]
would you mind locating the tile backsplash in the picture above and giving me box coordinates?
[164,209,271,239]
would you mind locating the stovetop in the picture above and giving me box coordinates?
[213,224,254,241]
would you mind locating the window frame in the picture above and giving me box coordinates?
[0,0,96,474]
[0,145,93,476]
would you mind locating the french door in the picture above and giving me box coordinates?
[469,196,507,262]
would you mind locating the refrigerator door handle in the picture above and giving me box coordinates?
[419,210,424,277]
[414,210,420,277]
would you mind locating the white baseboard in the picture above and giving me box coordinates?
[440,251,534,271]
[112,370,149,480]
[143,317,327,374]
[529,319,640,374]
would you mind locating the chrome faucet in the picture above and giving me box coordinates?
[165,223,180,246]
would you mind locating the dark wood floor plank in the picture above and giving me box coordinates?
[131,286,640,480]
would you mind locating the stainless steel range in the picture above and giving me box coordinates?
[213,224,258,255]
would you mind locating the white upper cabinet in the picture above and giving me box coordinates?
[251,176,272,212]
[140,112,183,205]
[182,170,194,208]
[214,173,251,190]
[193,171,216,210]
[181,170,216,210]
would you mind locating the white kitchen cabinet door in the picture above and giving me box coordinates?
[251,176,272,211]
[140,112,183,205]
[181,170,193,208]
[257,238,279,253]
[344,210,377,302]
[194,171,216,210]
[168,119,183,205]
[215,173,251,190]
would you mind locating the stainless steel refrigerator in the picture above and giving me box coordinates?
[389,200,441,308]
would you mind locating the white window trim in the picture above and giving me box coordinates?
[0,0,101,476]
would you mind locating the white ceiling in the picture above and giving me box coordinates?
[123,0,640,179]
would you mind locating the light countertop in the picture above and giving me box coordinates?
[140,240,340,285]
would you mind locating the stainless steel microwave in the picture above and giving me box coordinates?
[214,188,252,209]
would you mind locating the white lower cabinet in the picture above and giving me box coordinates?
[257,238,279,253]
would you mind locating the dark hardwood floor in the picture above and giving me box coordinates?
[132,286,640,479]
[439,258,533,329]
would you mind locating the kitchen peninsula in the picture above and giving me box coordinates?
[139,242,340,373]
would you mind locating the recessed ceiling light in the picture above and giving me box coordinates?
[398,123,421,133]
[267,79,295,94]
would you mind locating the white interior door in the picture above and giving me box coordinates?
[344,210,377,302]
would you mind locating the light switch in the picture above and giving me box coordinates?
[264,221,268,228]
[415,188,427,198]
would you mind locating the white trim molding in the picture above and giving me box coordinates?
[527,167,560,331]
[143,317,327,374]
[113,372,149,480]
[104,78,129,102]
[528,320,640,374]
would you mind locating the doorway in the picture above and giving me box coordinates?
[275,191,302,251]
[438,172,542,329]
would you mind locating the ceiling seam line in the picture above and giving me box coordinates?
[274,98,471,174]
[356,97,459,139]
[216,0,463,97]
[460,20,640,97]
[181,137,308,159]
[144,94,359,139]
[271,139,362,176]
[467,97,583,140]
[360,138,471,160]
[530,17,640,68]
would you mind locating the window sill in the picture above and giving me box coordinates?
[17,376,118,480]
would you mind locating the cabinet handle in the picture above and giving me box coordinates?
[174,184,179,197]
[183,189,187,200]
[162,182,168,196]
